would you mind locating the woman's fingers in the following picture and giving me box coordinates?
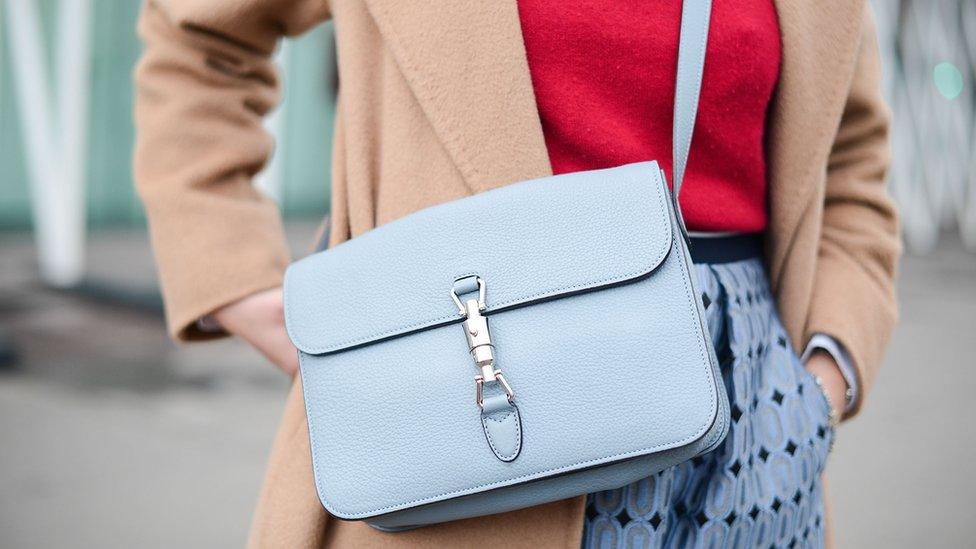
[252,323,300,376]
[213,287,299,376]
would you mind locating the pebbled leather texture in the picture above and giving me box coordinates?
[284,162,672,355]
[285,162,728,524]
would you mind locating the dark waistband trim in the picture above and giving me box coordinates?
[688,233,764,264]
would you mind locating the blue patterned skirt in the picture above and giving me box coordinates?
[582,258,835,548]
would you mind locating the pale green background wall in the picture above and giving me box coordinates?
[0,4,336,230]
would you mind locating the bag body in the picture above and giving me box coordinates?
[282,0,727,531]
[284,162,729,530]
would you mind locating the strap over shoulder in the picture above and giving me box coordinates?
[672,0,712,201]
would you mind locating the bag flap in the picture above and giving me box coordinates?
[284,162,673,355]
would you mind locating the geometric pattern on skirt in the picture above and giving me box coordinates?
[582,259,835,548]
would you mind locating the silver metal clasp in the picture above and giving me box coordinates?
[476,369,514,409]
[462,299,495,380]
[453,278,514,408]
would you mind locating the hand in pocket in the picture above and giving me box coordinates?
[804,349,847,420]
[213,287,299,376]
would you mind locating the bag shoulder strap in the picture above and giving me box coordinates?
[672,0,712,201]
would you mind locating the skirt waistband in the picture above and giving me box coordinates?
[687,233,763,264]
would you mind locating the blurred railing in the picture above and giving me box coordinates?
[873,0,976,253]
[0,2,335,286]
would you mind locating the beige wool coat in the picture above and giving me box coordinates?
[134,0,899,547]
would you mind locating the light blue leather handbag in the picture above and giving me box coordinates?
[283,0,729,531]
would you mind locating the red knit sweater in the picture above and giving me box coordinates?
[518,0,781,232]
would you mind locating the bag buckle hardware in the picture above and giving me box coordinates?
[452,278,515,409]
[476,370,514,410]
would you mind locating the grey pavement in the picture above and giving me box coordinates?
[0,226,974,548]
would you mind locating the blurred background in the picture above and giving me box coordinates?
[1,1,974,547]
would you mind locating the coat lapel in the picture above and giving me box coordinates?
[765,0,866,283]
[361,0,552,193]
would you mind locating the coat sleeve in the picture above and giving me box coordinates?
[133,0,330,340]
[804,6,901,418]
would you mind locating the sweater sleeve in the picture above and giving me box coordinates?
[803,6,901,418]
[133,0,330,341]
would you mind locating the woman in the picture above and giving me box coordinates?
[134,0,899,547]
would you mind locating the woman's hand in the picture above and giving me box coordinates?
[804,350,848,420]
[213,287,299,376]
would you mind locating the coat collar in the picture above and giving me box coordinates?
[363,0,866,236]
[362,0,552,193]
